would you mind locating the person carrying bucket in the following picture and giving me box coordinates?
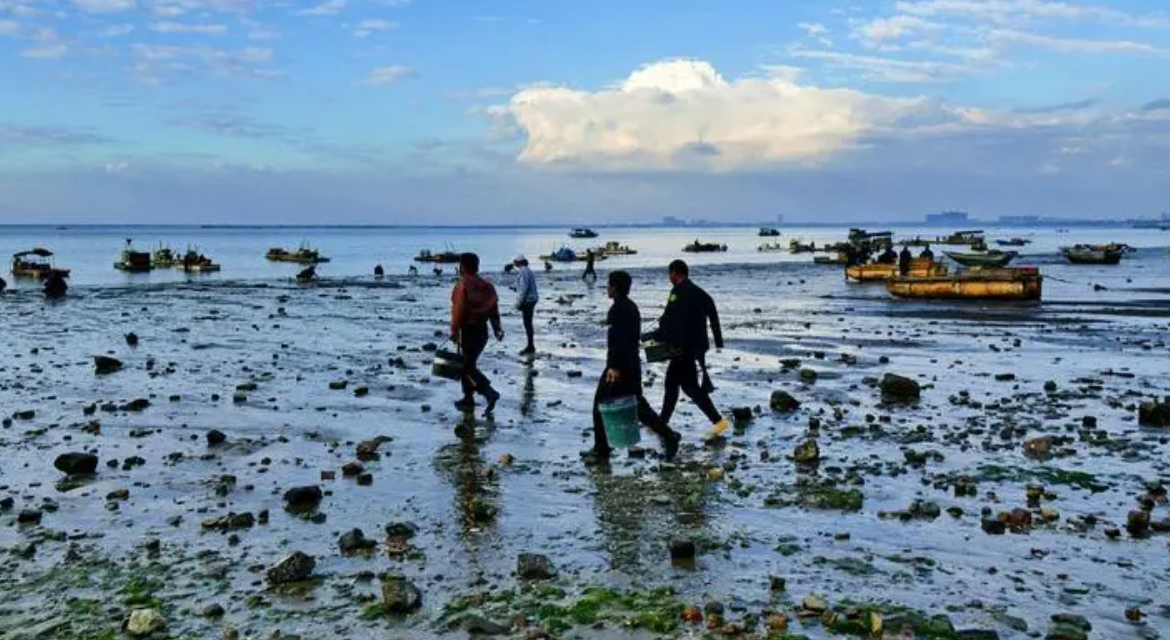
[582,270,681,465]
[450,253,504,416]
[643,259,730,438]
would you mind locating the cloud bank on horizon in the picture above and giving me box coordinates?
[1,0,1168,223]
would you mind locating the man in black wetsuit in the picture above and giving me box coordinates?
[899,245,913,276]
[582,249,596,283]
[645,260,729,437]
[920,244,934,260]
[583,271,680,465]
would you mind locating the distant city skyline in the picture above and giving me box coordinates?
[2,0,1169,224]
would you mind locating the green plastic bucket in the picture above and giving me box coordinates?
[599,396,641,448]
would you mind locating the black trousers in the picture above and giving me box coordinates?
[459,324,492,398]
[519,301,536,348]
[660,357,722,426]
[591,373,671,451]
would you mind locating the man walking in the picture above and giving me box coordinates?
[583,270,681,465]
[645,260,730,437]
[512,255,539,355]
[450,253,504,416]
[898,245,913,276]
[582,249,596,283]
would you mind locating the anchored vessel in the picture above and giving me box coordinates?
[11,248,70,279]
[266,244,331,264]
[682,240,728,253]
[887,267,1043,301]
[569,228,599,239]
[114,240,152,272]
[846,258,947,282]
[944,250,1018,268]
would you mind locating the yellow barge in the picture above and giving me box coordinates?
[846,258,946,282]
[886,267,1042,301]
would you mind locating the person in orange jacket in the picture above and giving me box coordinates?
[450,253,504,415]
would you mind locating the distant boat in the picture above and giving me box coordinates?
[114,239,152,273]
[789,240,817,254]
[413,249,461,264]
[178,248,221,273]
[942,230,986,246]
[944,250,1018,268]
[267,244,330,264]
[814,253,849,266]
[995,238,1032,247]
[152,245,178,269]
[887,267,1042,301]
[11,248,70,279]
[682,240,728,253]
[596,241,637,256]
[539,247,606,263]
[758,227,780,237]
[758,242,785,253]
[1062,245,1124,265]
[569,228,598,239]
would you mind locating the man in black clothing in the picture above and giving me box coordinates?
[584,271,680,465]
[645,260,729,436]
[582,250,596,283]
[898,245,913,276]
[919,244,934,260]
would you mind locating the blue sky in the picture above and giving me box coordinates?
[1,0,1168,223]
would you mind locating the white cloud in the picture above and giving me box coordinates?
[363,65,416,86]
[354,19,395,37]
[71,0,136,13]
[99,24,135,37]
[0,19,20,35]
[297,0,345,16]
[986,28,1165,55]
[789,49,975,83]
[150,22,229,34]
[895,0,1168,27]
[491,58,982,172]
[21,43,69,58]
[798,21,833,46]
[855,15,944,47]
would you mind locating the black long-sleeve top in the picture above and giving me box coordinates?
[648,278,722,357]
[606,297,643,383]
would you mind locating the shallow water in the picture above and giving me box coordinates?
[1,226,1169,640]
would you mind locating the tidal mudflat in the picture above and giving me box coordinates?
[1,259,1168,640]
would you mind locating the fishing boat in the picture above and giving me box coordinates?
[846,258,947,282]
[597,241,637,256]
[887,267,1042,301]
[848,229,894,250]
[266,244,330,264]
[11,248,71,279]
[944,250,1018,268]
[789,240,817,253]
[114,239,152,272]
[758,227,781,237]
[569,228,599,239]
[178,249,221,273]
[814,253,849,266]
[152,245,178,269]
[413,249,461,263]
[682,240,728,253]
[995,237,1032,247]
[538,247,606,263]
[1062,245,1124,265]
[942,230,986,246]
[758,242,785,253]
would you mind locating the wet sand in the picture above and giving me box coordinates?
[1,260,1168,640]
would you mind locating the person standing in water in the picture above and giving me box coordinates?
[450,253,504,416]
[512,255,539,355]
[645,260,730,437]
[582,249,596,283]
[899,245,913,276]
[582,270,681,465]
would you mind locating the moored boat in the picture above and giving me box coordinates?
[569,228,599,239]
[267,244,330,264]
[152,245,177,269]
[114,240,152,272]
[942,230,986,246]
[846,258,947,282]
[682,240,728,253]
[887,267,1042,301]
[413,249,462,263]
[597,241,637,256]
[539,247,607,263]
[789,240,817,253]
[178,249,221,273]
[1062,245,1124,265]
[758,227,780,237]
[11,248,70,279]
[758,242,785,253]
[944,250,1018,268]
[995,237,1032,247]
[814,253,849,266]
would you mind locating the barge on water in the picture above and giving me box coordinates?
[887,267,1042,301]
[846,258,947,282]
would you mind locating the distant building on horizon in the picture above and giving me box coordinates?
[999,215,1041,226]
[662,216,685,227]
[925,210,971,226]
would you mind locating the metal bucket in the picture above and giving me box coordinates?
[599,396,641,448]
[431,348,464,381]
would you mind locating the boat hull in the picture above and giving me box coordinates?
[11,267,70,279]
[846,259,946,282]
[944,251,1017,268]
[887,269,1042,301]
[1064,251,1122,265]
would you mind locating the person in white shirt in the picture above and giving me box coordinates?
[513,255,539,355]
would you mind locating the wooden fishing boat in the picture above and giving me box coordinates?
[758,242,785,253]
[942,230,985,245]
[814,253,849,266]
[413,249,461,263]
[847,258,947,282]
[995,237,1031,247]
[569,228,598,239]
[11,248,70,279]
[887,267,1042,301]
[151,245,177,269]
[682,240,728,253]
[597,241,637,256]
[114,240,152,272]
[944,250,1018,268]
[789,240,817,253]
[758,227,780,237]
[848,229,893,250]
[267,245,330,264]
[539,247,607,263]
[1062,245,1123,265]
[178,249,221,273]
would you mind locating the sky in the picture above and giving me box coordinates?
[1,0,1168,224]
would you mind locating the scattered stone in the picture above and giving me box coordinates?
[385,522,419,538]
[461,615,510,635]
[1139,401,1169,427]
[329,380,348,390]
[125,332,139,346]
[801,595,829,614]
[338,528,377,554]
[516,553,556,580]
[880,373,921,403]
[266,551,316,585]
[356,440,382,461]
[769,391,801,413]
[53,452,98,475]
[207,429,227,446]
[769,576,786,592]
[731,407,753,422]
[94,356,123,375]
[381,576,422,613]
[283,485,323,509]
[1127,510,1151,538]
[669,539,696,561]
[342,462,364,477]
[793,439,820,464]
[800,368,818,383]
[201,512,255,531]
[981,518,1006,535]
[202,603,226,618]
[125,609,166,637]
